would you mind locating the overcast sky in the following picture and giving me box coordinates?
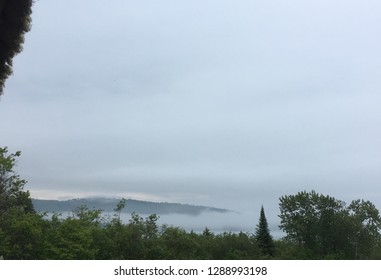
[1,0,381,227]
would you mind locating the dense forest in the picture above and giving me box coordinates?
[1,147,381,260]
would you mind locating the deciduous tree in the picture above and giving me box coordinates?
[278,190,381,259]
[0,147,34,214]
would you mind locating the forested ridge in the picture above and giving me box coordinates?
[32,198,232,216]
[1,147,381,260]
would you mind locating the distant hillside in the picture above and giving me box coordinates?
[32,198,233,216]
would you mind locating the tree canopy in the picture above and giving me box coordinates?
[0,147,37,259]
[0,0,33,96]
[279,190,381,259]
[0,147,34,214]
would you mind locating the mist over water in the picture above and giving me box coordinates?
[45,209,284,238]
[118,211,284,239]
[41,194,285,238]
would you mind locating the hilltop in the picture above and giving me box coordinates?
[32,198,233,216]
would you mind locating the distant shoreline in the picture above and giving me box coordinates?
[32,197,235,216]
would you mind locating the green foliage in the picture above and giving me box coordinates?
[0,0,34,95]
[255,206,275,256]
[113,198,127,225]
[0,208,45,259]
[159,226,200,259]
[278,190,381,259]
[279,191,345,257]
[347,199,381,259]
[2,152,381,259]
[212,232,260,259]
[2,194,381,259]
[0,147,34,214]
[73,205,103,225]
[0,147,40,259]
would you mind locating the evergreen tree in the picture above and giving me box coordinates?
[255,205,275,256]
[0,0,34,95]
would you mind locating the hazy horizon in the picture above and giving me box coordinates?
[1,0,381,232]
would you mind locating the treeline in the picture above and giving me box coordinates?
[1,147,381,259]
[0,207,265,260]
[2,203,381,260]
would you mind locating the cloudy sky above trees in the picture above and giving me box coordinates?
[1,0,381,226]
